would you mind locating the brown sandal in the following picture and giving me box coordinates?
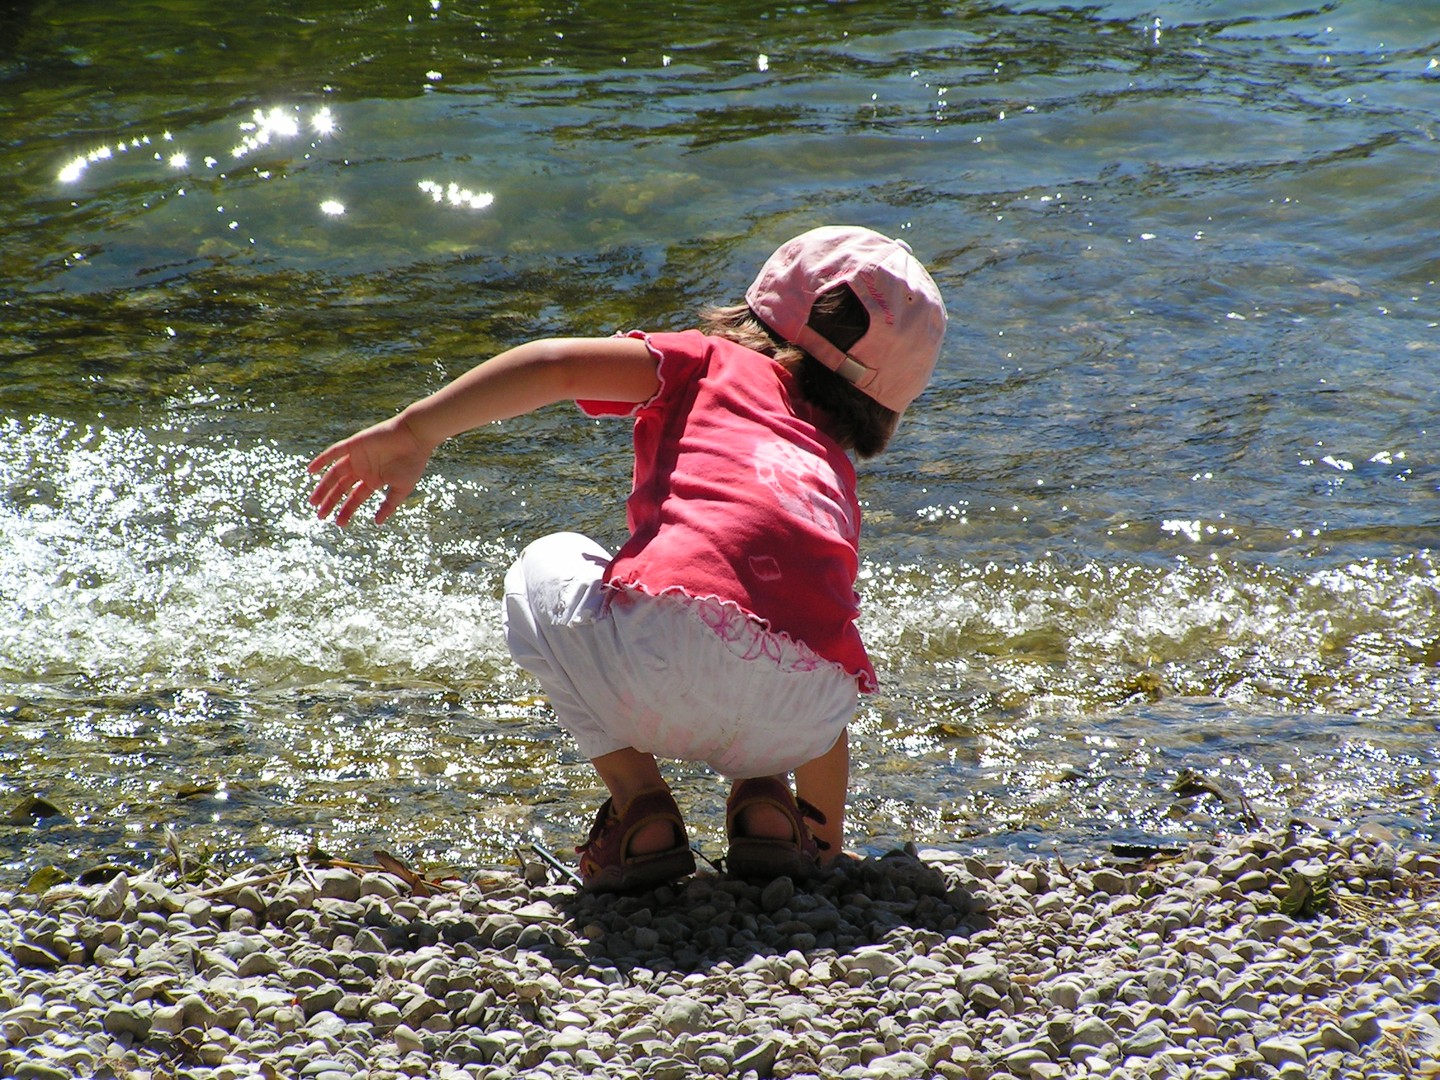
[725,776,828,881]
[575,787,696,893]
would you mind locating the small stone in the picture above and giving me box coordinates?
[760,876,795,913]
[234,885,266,917]
[307,1011,349,1040]
[393,1023,426,1055]
[177,993,215,1030]
[10,1063,72,1080]
[968,984,1004,1013]
[659,995,710,1036]
[1343,1011,1381,1044]
[960,962,1010,996]
[400,996,443,1027]
[360,873,403,900]
[368,1001,402,1030]
[1188,1005,1218,1038]
[999,1045,1051,1071]
[302,984,345,1017]
[184,896,213,925]
[12,941,63,967]
[91,873,131,919]
[273,1006,301,1034]
[846,945,905,980]
[1091,868,1129,894]
[553,1028,588,1051]
[1235,869,1271,893]
[1318,1022,1359,1054]
[150,1003,185,1036]
[238,951,282,977]
[735,1036,782,1076]
[1071,1015,1119,1049]
[865,1050,931,1080]
[350,928,387,955]
[301,1058,352,1077]
[103,1003,152,1039]
[1253,914,1296,941]
[1048,979,1082,1010]
[317,868,363,902]
[1123,1018,1171,1057]
[777,1000,820,1025]
[1258,1036,1307,1068]
[473,1029,524,1062]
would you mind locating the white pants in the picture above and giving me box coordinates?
[502,532,856,779]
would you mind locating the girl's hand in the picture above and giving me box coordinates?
[307,416,432,526]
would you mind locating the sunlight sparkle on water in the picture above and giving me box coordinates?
[418,180,495,210]
[57,143,116,183]
[59,104,336,184]
[233,106,300,158]
[320,200,346,217]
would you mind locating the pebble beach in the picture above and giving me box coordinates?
[3,827,1438,1080]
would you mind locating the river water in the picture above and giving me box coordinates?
[2,1,1437,884]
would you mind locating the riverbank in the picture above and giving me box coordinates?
[2,826,1437,1080]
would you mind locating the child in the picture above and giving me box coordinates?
[308,225,947,891]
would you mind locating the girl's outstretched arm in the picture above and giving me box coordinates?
[307,335,659,526]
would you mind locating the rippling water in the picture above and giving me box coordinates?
[2,0,1438,883]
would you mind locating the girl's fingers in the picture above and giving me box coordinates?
[373,482,413,525]
[307,441,347,475]
[309,461,367,523]
[307,465,345,513]
[335,484,376,527]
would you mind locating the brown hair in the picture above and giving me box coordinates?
[698,284,900,458]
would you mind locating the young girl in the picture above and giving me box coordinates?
[308,225,947,891]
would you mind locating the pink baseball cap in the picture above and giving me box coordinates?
[745,225,948,412]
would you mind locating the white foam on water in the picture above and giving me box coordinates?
[1,415,514,692]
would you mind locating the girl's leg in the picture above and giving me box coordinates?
[590,746,682,857]
[793,729,848,862]
[728,730,848,863]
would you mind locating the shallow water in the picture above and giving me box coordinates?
[2,0,1438,883]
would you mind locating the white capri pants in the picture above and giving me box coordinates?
[502,532,857,779]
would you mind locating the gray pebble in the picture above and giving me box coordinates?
[1259,1035,1308,1068]
[1070,1014,1119,1049]
[10,1062,73,1080]
[238,950,282,977]
[759,875,795,913]
[102,1003,152,1039]
[317,869,362,902]
[90,873,130,919]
